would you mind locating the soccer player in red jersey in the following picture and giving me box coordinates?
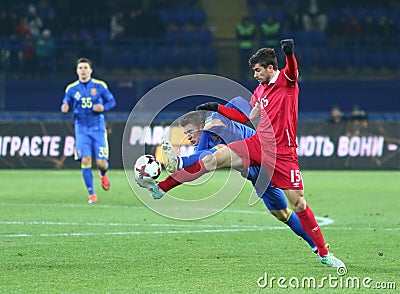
[136,39,345,269]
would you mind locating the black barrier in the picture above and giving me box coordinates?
[297,120,400,169]
[0,121,399,169]
[0,122,124,169]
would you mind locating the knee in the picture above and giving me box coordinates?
[81,156,92,166]
[286,190,307,212]
[202,155,217,171]
[96,159,107,170]
[270,209,290,222]
[291,197,307,212]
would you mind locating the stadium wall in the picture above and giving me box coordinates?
[3,79,400,113]
[0,120,398,170]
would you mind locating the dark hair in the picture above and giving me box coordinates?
[248,48,278,70]
[179,111,205,128]
[76,57,92,68]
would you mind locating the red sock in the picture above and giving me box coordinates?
[158,160,209,192]
[296,205,329,257]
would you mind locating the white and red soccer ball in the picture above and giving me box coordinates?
[134,154,161,182]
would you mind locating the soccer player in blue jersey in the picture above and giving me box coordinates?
[162,97,320,254]
[61,57,116,203]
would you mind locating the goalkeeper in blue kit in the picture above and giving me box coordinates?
[61,57,116,203]
[162,97,319,254]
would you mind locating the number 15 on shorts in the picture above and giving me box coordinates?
[290,169,302,186]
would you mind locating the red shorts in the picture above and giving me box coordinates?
[228,133,304,190]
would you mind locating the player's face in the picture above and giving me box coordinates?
[252,63,274,84]
[76,62,93,82]
[182,123,203,146]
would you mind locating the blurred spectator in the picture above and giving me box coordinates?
[15,16,31,37]
[349,105,368,135]
[351,105,368,121]
[378,14,398,43]
[301,0,328,32]
[35,28,55,75]
[21,35,36,74]
[328,106,346,123]
[236,16,256,79]
[110,11,125,41]
[259,16,281,48]
[26,4,43,37]
[343,16,364,39]
[3,34,24,72]
[1,10,22,72]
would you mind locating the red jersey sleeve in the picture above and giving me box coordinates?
[283,54,298,81]
[217,104,249,124]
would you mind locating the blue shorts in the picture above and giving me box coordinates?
[74,131,109,161]
[245,166,288,211]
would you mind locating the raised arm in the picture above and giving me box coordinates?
[280,39,298,81]
[196,102,249,124]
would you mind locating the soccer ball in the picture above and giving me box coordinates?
[134,154,162,182]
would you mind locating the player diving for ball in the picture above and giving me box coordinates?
[136,39,345,269]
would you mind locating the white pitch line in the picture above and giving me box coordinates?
[0,202,335,221]
[1,227,279,238]
[1,226,399,239]
[0,221,267,229]
[0,202,134,209]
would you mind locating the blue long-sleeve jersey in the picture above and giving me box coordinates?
[62,78,116,133]
[182,112,255,166]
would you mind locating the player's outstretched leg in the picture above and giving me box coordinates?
[135,176,165,199]
[136,159,210,199]
[162,139,180,173]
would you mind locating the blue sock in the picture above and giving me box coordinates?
[284,210,316,250]
[82,167,94,195]
[100,162,109,177]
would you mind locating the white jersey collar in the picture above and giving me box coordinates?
[268,70,280,85]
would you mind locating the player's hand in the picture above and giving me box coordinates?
[93,104,104,112]
[61,103,69,113]
[281,39,294,56]
[196,102,219,111]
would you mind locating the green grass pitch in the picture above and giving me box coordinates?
[0,169,399,293]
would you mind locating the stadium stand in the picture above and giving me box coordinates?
[0,0,399,79]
